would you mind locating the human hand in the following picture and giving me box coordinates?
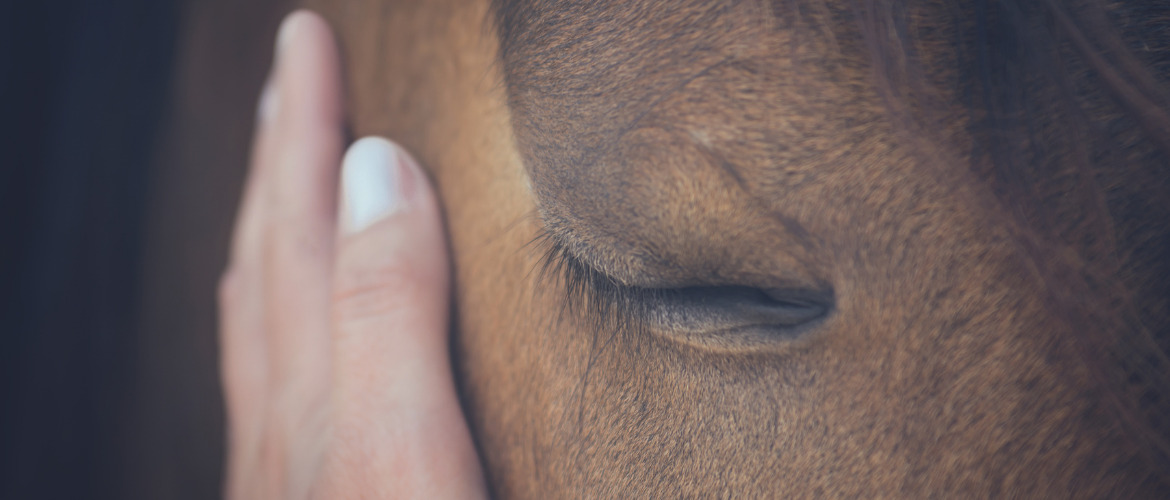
[218,11,487,499]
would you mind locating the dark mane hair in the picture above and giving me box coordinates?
[855,0,1170,477]
[492,0,1170,482]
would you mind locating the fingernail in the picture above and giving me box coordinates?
[276,11,302,57]
[257,13,300,123]
[341,137,412,234]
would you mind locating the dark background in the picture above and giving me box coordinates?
[1,0,291,497]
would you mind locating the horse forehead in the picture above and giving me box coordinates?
[499,0,890,220]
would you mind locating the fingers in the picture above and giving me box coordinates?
[222,10,345,408]
[221,10,487,498]
[220,11,346,499]
[220,13,289,444]
[261,10,345,390]
[323,138,487,498]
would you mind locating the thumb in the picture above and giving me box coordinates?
[326,137,486,498]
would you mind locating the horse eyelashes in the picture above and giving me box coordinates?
[533,228,651,334]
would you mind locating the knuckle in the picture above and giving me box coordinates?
[262,222,330,275]
[332,259,433,327]
[270,219,329,259]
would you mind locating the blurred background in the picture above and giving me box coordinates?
[2,0,293,497]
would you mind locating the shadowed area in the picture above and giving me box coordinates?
[2,0,293,498]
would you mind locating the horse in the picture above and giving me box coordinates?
[300,0,1170,496]
[299,0,1167,495]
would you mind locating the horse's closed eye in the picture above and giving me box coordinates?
[536,228,832,350]
[643,286,832,348]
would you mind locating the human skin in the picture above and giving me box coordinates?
[217,11,486,499]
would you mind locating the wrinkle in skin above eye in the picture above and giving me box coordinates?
[536,204,833,320]
[539,135,828,290]
[523,49,849,294]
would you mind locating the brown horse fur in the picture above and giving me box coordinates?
[309,0,1170,496]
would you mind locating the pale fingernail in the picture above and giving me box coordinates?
[276,11,302,57]
[341,137,410,234]
[257,13,299,123]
